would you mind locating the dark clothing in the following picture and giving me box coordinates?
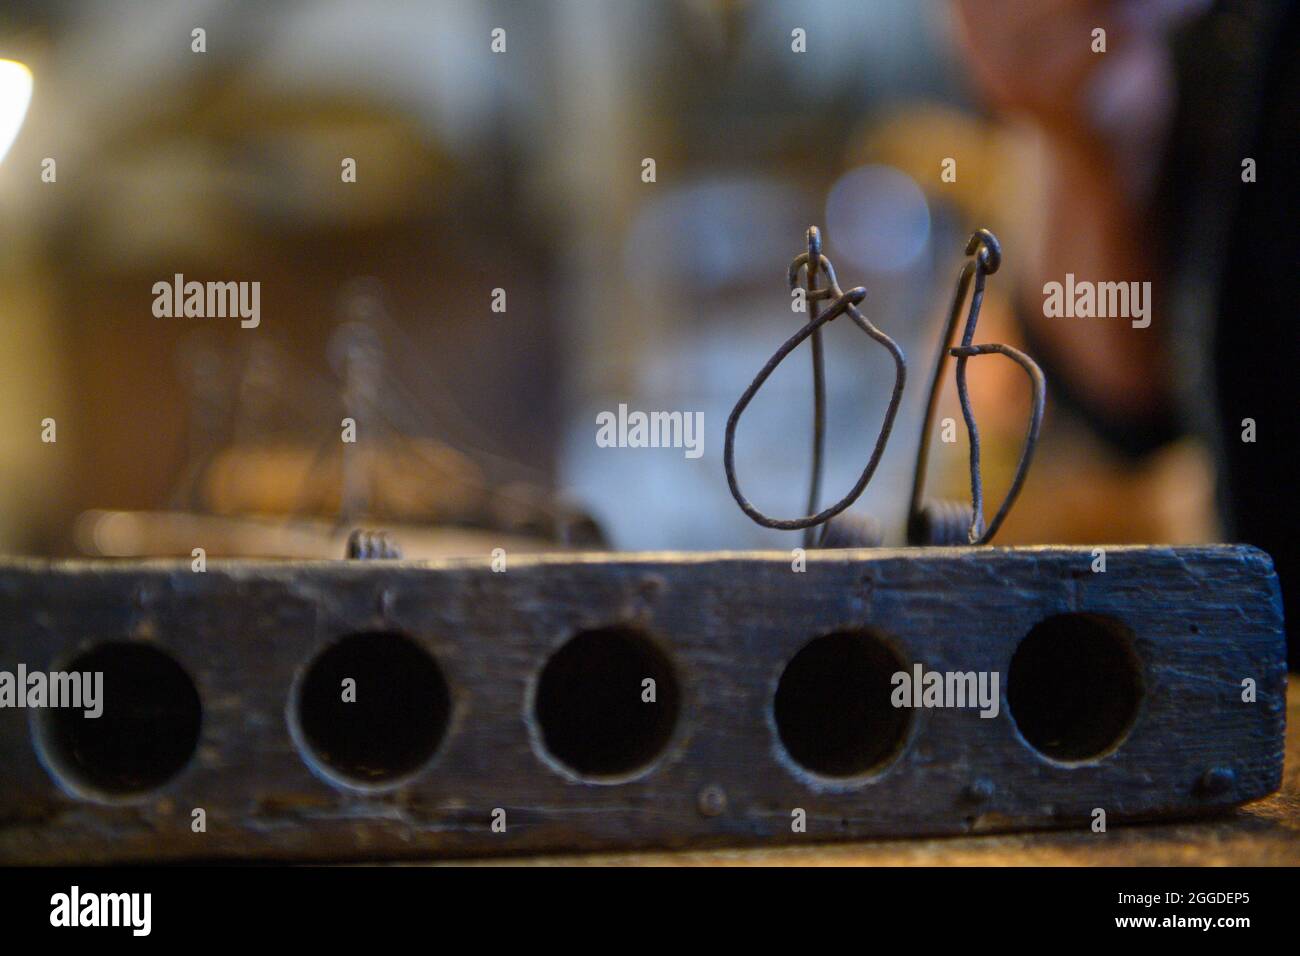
[1165,0,1300,665]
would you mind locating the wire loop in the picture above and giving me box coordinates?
[906,229,1045,545]
[724,226,906,536]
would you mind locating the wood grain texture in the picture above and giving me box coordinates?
[502,678,1300,866]
[0,545,1286,864]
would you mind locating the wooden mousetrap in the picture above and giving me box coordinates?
[0,544,1286,863]
[1,229,1285,864]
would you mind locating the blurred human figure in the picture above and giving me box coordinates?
[954,0,1300,664]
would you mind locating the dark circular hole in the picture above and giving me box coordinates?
[295,631,450,786]
[773,630,910,778]
[38,642,202,797]
[1007,613,1143,762]
[534,626,679,779]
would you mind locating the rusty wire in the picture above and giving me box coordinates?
[724,226,906,542]
[906,229,1046,545]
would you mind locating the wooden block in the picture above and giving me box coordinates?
[0,545,1286,863]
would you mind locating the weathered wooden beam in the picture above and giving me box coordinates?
[0,545,1286,863]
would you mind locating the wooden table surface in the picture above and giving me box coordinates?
[456,677,1300,866]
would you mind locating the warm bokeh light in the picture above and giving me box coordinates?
[0,58,32,164]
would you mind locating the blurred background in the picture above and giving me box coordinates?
[0,0,1291,585]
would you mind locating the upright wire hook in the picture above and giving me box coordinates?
[724,226,907,540]
[906,229,1046,545]
[802,228,827,549]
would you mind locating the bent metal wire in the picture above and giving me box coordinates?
[725,226,1046,547]
[906,229,1046,546]
[723,226,907,547]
